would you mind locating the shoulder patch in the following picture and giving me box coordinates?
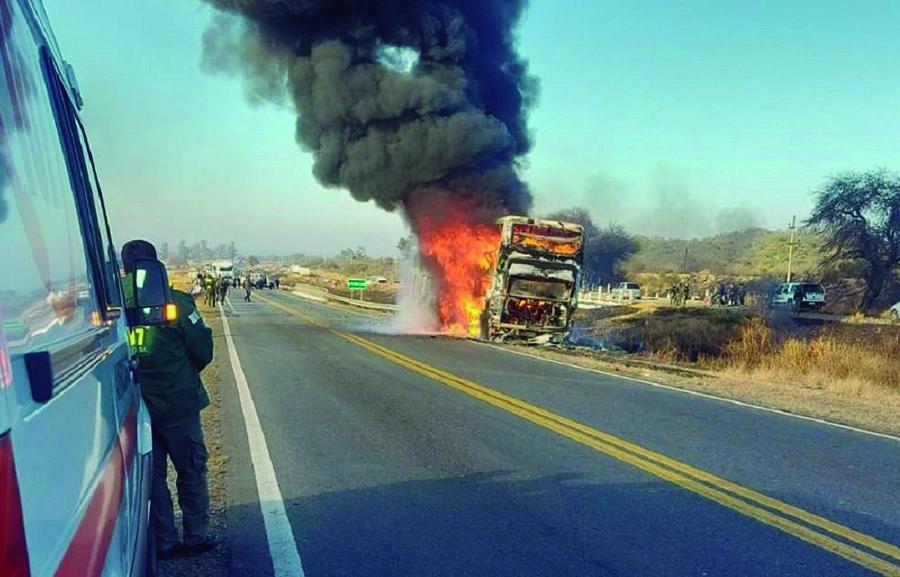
[189,310,201,325]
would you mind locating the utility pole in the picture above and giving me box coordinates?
[682,245,689,273]
[786,215,796,283]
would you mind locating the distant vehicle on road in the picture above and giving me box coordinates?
[771,282,827,312]
[249,271,275,289]
[612,282,642,300]
[480,216,584,341]
[211,260,235,283]
[890,301,900,323]
[0,4,174,574]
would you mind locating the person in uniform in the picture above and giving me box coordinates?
[218,276,229,306]
[203,274,215,308]
[121,240,217,559]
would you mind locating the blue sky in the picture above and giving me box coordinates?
[44,1,900,255]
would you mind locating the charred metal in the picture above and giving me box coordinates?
[479,216,584,341]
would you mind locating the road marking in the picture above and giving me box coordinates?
[479,342,900,443]
[224,295,236,315]
[336,332,900,576]
[218,304,306,577]
[260,295,900,575]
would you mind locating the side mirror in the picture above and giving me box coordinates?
[125,258,176,327]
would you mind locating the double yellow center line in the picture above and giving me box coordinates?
[257,293,900,576]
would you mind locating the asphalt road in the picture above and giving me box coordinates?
[216,290,900,577]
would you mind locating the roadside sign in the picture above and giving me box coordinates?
[347,278,367,291]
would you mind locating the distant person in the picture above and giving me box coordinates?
[121,240,217,560]
[274,277,280,290]
[218,278,229,305]
[203,275,215,307]
[243,276,252,302]
[190,274,203,298]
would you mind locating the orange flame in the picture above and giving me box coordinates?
[413,208,500,336]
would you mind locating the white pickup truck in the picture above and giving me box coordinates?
[612,282,642,300]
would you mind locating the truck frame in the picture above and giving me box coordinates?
[479,216,584,341]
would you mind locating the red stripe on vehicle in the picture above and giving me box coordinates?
[53,404,138,577]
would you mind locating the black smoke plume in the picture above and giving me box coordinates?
[200,0,537,216]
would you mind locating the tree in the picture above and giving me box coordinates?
[177,239,191,262]
[808,169,900,310]
[248,255,260,266]
[546,207,638,285]
[159,242,170,261]
[227,241,237,260]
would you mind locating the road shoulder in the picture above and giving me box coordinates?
[500,343,900,439]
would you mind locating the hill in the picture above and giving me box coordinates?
[624,227,825,277]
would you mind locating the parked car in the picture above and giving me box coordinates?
[612,282,642,300]
[890,301,900,323]
[0,3,166,575]
[771,282,827,312]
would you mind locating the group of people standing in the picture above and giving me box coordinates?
[666,280,747,308]
[192,272,255,306]
[668,282,691,307]
[706,282,746,307]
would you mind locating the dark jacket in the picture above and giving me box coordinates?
[131,289,213,422]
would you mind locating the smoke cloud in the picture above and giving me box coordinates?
[200,0,537,215]
[581,167,762,239]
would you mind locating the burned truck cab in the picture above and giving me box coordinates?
[480,217,584,341]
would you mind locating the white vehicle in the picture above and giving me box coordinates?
[211,260,235,282]
[770,282,826,312]
[0,3,168,575]
[612,282,642,300]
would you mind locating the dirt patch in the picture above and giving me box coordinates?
[158,300,229,576]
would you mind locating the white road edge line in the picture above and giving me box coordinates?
[218,304,306,577]
[476,341,900,443]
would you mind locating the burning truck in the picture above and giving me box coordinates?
[478,216,584,341]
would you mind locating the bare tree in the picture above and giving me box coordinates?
[808,169,900,310]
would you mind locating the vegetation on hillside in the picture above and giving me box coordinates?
[624,228,824,277]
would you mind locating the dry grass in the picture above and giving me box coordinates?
[556,308,900,435]
[721,317,900,399]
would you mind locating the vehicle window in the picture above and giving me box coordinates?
[40,47,121,317]
[0,31,100,352]
[76,117,122,309]
[509,278,570,300]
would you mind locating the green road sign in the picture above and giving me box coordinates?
[347,278,367,290]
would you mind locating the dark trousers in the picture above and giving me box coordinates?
[151,412,210,549]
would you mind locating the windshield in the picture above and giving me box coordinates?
[508,278,571,300]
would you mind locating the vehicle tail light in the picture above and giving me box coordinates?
[0,433,30,577]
